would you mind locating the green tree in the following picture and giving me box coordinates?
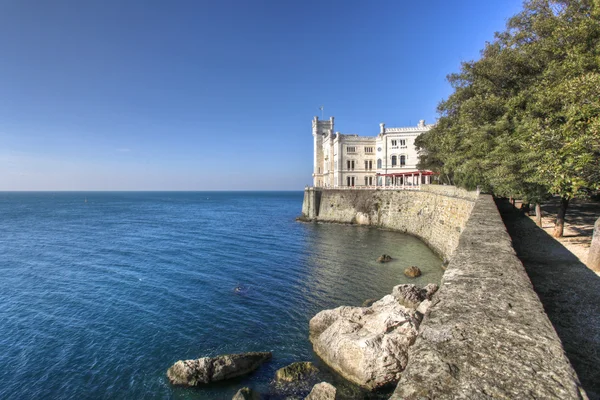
[417,0,600,237]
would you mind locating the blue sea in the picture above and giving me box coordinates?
[0,192,443,400]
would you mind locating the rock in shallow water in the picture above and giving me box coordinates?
[275,362,319,383]
[361,298,378,307]
[166,352,272,386]
[305,382,337,399]
[232,387,260,400]
[403,266,422,278]
[377,254,393,263]
[309,295,421,390]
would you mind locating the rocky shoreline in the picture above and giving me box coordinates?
[309,283,438,391]
[166,282,438,399]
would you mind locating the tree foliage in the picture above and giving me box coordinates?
[417,0,600,211]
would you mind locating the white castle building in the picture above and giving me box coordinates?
[312,116,435,188]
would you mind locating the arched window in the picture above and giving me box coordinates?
[377,159,382,169]
[391,156,397,166]
[400,155,406,166]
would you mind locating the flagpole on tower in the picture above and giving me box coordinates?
[319,105,324,120]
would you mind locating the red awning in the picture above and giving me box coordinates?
[376,170,436,177]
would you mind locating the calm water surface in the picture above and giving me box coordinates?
[0,192,442,399]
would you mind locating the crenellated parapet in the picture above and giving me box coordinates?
[384,125,434,133]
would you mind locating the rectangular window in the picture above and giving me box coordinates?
[364,160,368,171]
[347,160,350,170]
[351,160,355,170]
[346,146,356,153]
[399,139,406,147]
[369,160,373,170]
[391,140,397,146]
[364,146,374,154]
[400,155,406,166]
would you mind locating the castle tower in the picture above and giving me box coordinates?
[312,116,334,187]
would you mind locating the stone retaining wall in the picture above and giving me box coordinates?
[301,186,476,260]
[300,189,586,399]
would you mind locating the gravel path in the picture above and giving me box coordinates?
[499,199,600,400]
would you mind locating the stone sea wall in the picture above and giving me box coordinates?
[301,185,477,260]
[301,188,586,399]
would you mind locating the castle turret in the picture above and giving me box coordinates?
[312,116,335,187]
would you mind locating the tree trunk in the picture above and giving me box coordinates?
[589,217,600,272]
[552,197,569,238]
[535,203,542,227]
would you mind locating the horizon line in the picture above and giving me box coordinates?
[0,189,305,192]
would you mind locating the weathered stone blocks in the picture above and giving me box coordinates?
[305,187,475,260]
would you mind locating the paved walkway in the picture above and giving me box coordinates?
[499,199,600,400]
[538,198,599,271]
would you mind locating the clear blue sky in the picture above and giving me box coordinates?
[0,0,523,190]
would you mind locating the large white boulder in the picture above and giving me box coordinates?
[309,295,420,390]
[309,284,439,390]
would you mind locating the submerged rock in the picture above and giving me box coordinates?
[232,387,260,400]
[167,352,272,386]
[377,254,393,263]
[404,266,422,278]
[309,295,421,390]
[362,298,378,307]
[234,284,249,295]
[275,362,319,383]
[305,382,337,400]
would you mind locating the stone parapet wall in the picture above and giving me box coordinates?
[391,195,586,399]
[420,184,479,200]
